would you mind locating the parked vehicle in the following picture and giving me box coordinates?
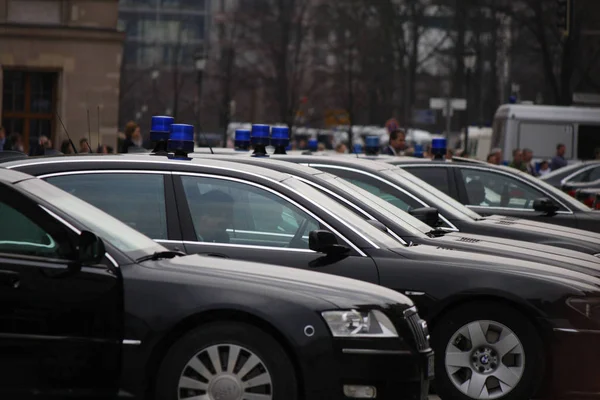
[0,167,433,400]
[6,154,600,400]
[541,160,600,189]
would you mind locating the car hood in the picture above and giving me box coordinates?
[482,214,600,245]
[392,245,600,291]
[155,254,415,310]
[435,232,600,271]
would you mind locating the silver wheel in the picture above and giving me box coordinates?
[444,320,525,399]
[178,343,273,400]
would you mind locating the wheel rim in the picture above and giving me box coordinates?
[178,343,273,400]
[444,320,525,400]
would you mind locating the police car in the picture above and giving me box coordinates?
[5,118,600,400]
[0,167,432,400]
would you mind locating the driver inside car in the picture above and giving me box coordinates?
[193,190,234,243]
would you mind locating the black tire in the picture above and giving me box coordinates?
[155,321,298,400]
[432,301,544,400]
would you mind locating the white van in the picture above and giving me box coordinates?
[491,104,600,162]
[461,126,492,161]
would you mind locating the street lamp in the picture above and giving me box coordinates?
[463,49,477,156]
[194,53,207,136]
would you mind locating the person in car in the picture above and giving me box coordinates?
[192,190,234,243]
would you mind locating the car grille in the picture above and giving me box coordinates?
[404,307,432,352]
[458,237,480,243]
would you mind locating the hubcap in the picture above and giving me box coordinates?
[178,344,273,400]
[444,320,525,399]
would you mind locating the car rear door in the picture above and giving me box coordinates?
[0,184,122,397]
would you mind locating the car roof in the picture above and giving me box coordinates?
[2,153,295,183]
[191,154,328,177]
[264,154,399,172]
[0,167,35,184]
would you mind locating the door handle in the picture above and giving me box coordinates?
[0,270,20,288]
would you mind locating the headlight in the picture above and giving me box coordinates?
[321,309,399,338]
[567,297,600,321]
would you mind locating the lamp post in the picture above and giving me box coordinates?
[194,54,207,138]
[463,49,477,155]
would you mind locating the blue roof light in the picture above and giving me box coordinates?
[365,135,380,155]
[414,143,424,158]
[150,116,175,142]
[234,129,251,151]
[251,124,270,146]
[431,137,446,159]
[271,126,289,155]
[168,123,195,156]
[308,139,318,151]
[352,144,363,154]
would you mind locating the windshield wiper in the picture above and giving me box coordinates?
[136,250,186,263]
[427,228,448,238]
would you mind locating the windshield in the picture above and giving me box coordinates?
[317,173,431,237]
[17,178,165,260]
[381,168,485,221]
[282,177,401,248]
[505,167,592,211]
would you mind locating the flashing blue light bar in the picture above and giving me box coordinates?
[150,116,175,142]
[308,139,318,151]
[270,126,289,147]
[365,136,380,148]
[235,129,251,151]
[168,124,195,154]
[414,143,424,158]
[251,124,270,146]
[353,144,363,154]
[431,138,446,158]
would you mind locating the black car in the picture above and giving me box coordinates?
[383,157,600,233]
[0,167,433,399]
[192,154,600,272]
[540,160,600,188]
[262,154,600,255]
[6,154,600,400]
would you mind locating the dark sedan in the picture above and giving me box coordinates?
[383,157,600,233]
[6,154,600,400]
[0,167,432,400]
[540,160,600,188]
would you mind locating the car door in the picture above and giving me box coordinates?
[172,173,380,284]
[42,171,185,252]
[0,185,122,396]
[454,166,579,227]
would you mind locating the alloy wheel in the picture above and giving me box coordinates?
[444,320,525,399]
[178,343,273,400]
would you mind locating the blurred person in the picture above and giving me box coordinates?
[509,148,527,172]
[523,148,537,176]
[0,126,6,151]
[335,143,347,154]
[6,133,24,152]
[550,143,567,171]
[97,144,109,154]
[490,148,503,165]
[120,121,143,153]
[384,129,413,156]
[193,190,234,243]
[486,153,497,164]
[538,160,551,177]
[317,142,326,152]
[29,135,51,156]
[445,148,453,160]
[79,138,91,153]
[60,139,74,154]
[107,145,115,154]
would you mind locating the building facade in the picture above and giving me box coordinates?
[0,0,124,152]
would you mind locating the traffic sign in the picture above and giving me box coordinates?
[429,98,467,110]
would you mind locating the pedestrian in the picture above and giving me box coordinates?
[486,153,497,164]
[335,143,347,154]
[383,129,414,156]
[509,148,527,172]
[522,148,537,176]
[119,121,143,153]
[60,139,74,154]
[549,143,568,171]
[538,160,551,177]
[6,133,24,153]
[490,148,503,165]
[79,138,91,153]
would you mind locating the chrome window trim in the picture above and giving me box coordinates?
[122,339,142,345]
[407,163,575,214]
[38,205,119,268]
[173,171,369,256]
[342,349,411,355]
[553,328,600,334]
[29,163,373,255]
[294,176,409,246]
[179,240,316,253]
[306,163,460,232]
[39,170,169,179]
[560,164,600,186]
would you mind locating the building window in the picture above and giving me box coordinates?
[2,70,58,153]
[6,0,61,25]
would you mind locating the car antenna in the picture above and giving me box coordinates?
[56,111,78,154]
[198,124,214,154]
[86,109,93,153]
[97,105,101,151]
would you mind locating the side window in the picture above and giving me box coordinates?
[45,173,168,239]
[459,168,548,209]
[180,176,321,249]
[588,167,600,182]
[313,167,422,212]
[0,201,67,259]
[403,167,451,195]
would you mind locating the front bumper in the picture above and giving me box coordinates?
[299,337,434,400]
[550,328,600,399]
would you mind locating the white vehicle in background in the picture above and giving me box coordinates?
[461,126,492,161]
[491,104,600,163]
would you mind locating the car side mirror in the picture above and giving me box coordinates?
[409,207,440,227]
[78,231,106,265]
[309,230,350,256]
[533,197,559,215]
